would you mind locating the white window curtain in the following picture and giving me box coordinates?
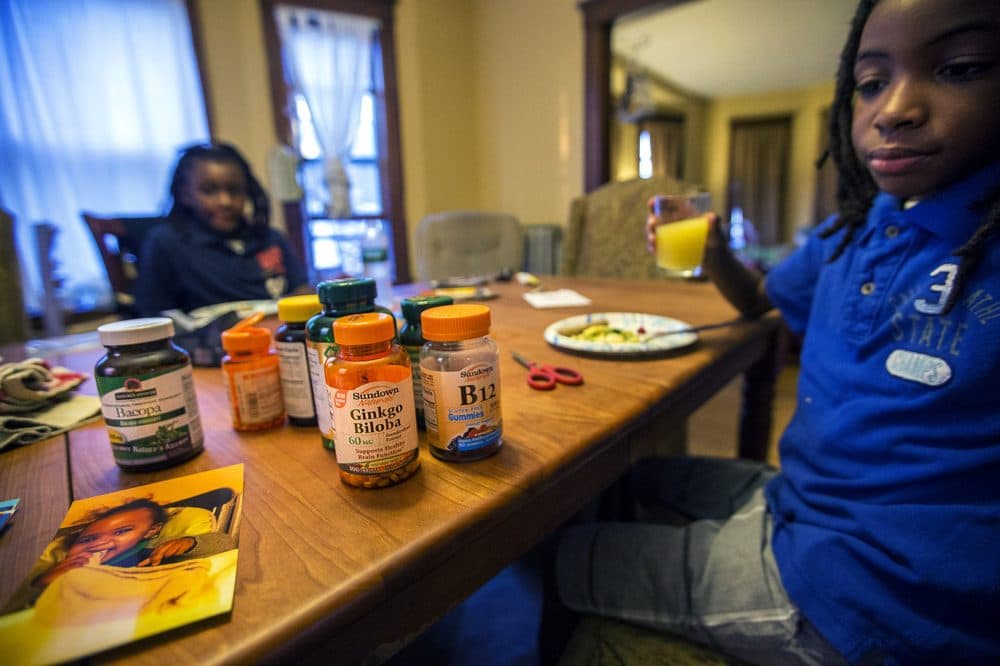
[275,5,376,218]
[0,0,209,312]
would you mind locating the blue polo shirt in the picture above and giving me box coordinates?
[764,162,1000,664]
[135,216,307,315]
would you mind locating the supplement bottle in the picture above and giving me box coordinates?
[275,294,322,426]
[420,304,503,461]
[221,312,285,431]
[325,312,420,489]
[305,278,396,449]
[95,317,204,471]
[399,294,453,429]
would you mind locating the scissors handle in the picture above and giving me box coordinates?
[526,370,557,391]
[539,364,584,386]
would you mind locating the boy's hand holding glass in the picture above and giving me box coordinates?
[646,194,717,279]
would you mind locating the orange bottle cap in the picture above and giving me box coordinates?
[421,304,491,341]
[222,312,272,354]
[222,326,272,354]
[333,312,395,345]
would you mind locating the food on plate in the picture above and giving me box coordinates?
[563,322,640,344]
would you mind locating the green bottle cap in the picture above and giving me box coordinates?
[317,277,376,307]
[400,295,454,322]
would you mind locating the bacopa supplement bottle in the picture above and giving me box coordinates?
[95,317,204,471]
[306,278,396,450]
[275,294,322,426]
[420,304,503,461]
[399,295,453,429]
[221,312,285,431]
[325,312,420,489]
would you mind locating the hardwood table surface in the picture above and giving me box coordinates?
[0,276,780,664]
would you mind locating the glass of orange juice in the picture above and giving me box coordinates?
[650,194,711,279]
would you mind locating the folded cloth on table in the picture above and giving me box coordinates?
[0,359,100,450]
[0,395,102,450]
[0,358,86,413]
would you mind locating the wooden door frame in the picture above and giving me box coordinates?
[258,0,410,282]
[578,0,695,192]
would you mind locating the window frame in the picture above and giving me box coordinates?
[259,0,409,282]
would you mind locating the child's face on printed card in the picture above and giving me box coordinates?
[66,508,161,565]
[852,0,1000,200]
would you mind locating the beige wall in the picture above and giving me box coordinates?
[470,0,583,224]
[193,0,585,276]
[703,82,834,241]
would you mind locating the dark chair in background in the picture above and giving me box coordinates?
[82,212,163,314]
[0,208,29,345]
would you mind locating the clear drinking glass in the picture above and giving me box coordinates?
[650,193,711,279]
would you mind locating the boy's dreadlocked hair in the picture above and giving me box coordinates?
[167,142,270,231]
[822,0,1000,315]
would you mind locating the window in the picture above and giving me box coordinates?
[637,130,653,179]
[296,90,382,218]
[0,0,210,314]
[261,0,409,283]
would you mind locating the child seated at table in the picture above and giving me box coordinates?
[556,0,1000,662]
[134,142,309,316]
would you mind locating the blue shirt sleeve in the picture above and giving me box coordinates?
[764,218,835,335]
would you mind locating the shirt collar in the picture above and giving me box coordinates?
[189,218,254,250]
[873,161,1000,246]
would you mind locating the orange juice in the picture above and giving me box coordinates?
[656,214,710,277]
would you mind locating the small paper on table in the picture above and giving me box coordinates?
[523,289,592,309]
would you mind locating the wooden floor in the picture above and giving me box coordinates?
[687,361,798,467]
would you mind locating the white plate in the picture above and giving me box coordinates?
[544,312,698,356]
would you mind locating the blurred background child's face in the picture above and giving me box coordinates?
[178,158,248,234]
[851,0,1000,200]
[66,507,161,565]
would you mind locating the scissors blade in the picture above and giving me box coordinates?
[511,352,533,369]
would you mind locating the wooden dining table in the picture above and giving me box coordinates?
[0,276,782,664]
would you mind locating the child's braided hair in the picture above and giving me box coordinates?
[167,142,270,232]
[822,0,1000,315]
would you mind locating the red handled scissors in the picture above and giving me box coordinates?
[512,352,584,391]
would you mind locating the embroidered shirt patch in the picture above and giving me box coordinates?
[885,349,952,386]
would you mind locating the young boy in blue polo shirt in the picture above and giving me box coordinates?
[557,0,1000,663]
[135,143,307,316]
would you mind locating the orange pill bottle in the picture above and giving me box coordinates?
[221,313,286,431]
[324,312,420,489]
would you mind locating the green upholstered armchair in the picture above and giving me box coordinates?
[414,210,524,282]
[561,176,701,279]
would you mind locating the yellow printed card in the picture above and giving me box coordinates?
[0,464,244,665]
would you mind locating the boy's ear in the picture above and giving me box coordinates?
[143,523,164,539]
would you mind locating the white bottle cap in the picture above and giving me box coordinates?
[97,317,175,346]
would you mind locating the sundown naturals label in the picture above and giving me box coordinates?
[422,362,502,454]
[95,366,203,467]
[331,379,418,472]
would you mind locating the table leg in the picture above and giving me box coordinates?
[738,325,785,461]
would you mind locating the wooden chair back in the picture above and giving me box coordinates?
[0,208,28,344]
[82,212,162,312]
